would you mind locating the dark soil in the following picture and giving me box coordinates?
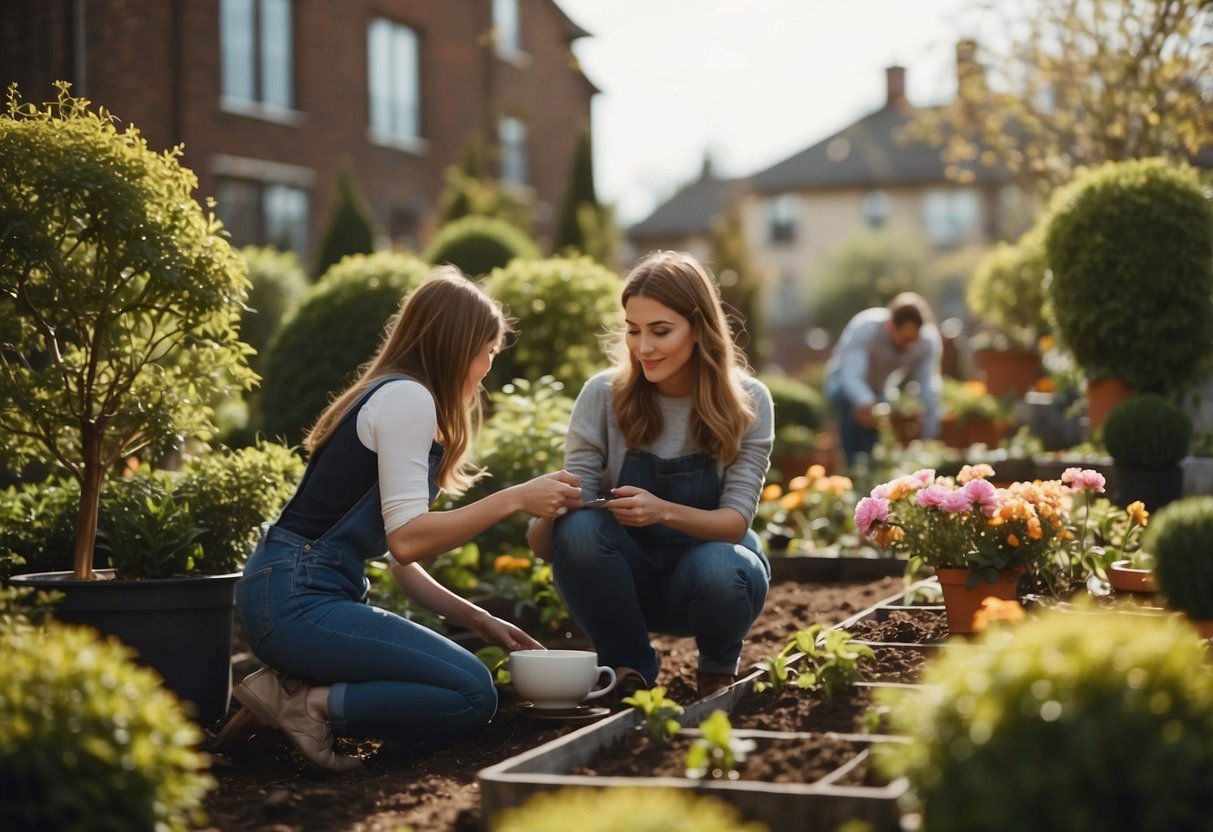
[199,574,902,832]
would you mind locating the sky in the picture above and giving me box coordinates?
[556,0,993,226]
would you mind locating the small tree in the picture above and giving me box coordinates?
[0,84,253,579]
[312,162,377,279]
[552,127,616,265]
[910,1,1212,197]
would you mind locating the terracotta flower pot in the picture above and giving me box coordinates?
[974,348,1043,397]
[1106,560,1159,593]
[1085,377,1135,430]
[935,566,1022,635]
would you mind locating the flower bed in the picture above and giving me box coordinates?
[477,583,944,830]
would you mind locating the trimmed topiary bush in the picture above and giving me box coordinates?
[423,215,540,279]
[490,786,768,832]
[1043,158,1213,394]
[238,245,308,373]
[878,609,1213,831]
[1148,496,1213,621]
[0,621,215,831]
[312,162,377,279]
[259,251,431,442]
[1103,394,1192,469]
[484,256,621,390]
[966,227,1049,347]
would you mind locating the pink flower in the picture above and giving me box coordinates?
[854,496,890,536]
[962,478,1000,517]
[940,488,976,513]
[908,469,936,488]
[1061,467,1106,492]
[916,485,950,509]
[870,482,893,500]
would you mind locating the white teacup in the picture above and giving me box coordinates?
[509,649,617,709]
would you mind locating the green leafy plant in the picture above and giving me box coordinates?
[877,608,1213,831]
[0,476,80,578]
[423,214,541,279]
[237,245,308,373]
[685,710,757,781]
[176,441,304,574]
[0,83,254,579]
[753,624,873,701]
[489,786,769,832]
[312,162,377,279]
[259,251,430,442]
[1148,496,1213,621]
[0,620,215,830]
[100,476,204,580]
[966,228,1050,350]
[484,258,622,391]
[1043,158,1213,394]
[754,469,856,554]
[476,645,511,687]
[488,552,571,632]
[1102,394,1193,470]
[624,685,684,744]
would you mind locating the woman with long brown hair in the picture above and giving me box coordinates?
[229,267,581,770]
[529,250,774,699]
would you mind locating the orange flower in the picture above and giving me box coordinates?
[971,596,1026,632]
[1127,501,1149,527]
[788,476,809,491]
[806,464,826,480]
[1006,533,1021,547]
[762,483,783,501]
[780,491,804,511]
[494,554,531,574]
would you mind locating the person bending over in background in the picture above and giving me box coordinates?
[529,250,774,699]
[823,292,942,466]
[227,268,581,770]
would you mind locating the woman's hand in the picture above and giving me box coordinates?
[513,470,583,519]
[467,609,545,652]
[606,485,669,527]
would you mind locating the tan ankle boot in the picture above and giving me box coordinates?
[233,668,362,772]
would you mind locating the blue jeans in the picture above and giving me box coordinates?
[828,387,878,467]
[550,508,770,683]
[236,524,496,741]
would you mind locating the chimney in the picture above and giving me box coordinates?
[885,65,906,108]
[955,39,985,93]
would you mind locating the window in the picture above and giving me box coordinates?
[493,0,521,56]
[220,0,293,109]
[214,178,309,260]
[368,18,421,147]
[862,190,890,229]
[499,116,528,187]
[921,188,981,249]
[766,194,798,243]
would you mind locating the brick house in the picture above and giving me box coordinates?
[1,0,596,263]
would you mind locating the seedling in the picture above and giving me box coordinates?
[475,646,511,686]
[754,624,874,701]
[623,685,683,744]
[685,710,756,781]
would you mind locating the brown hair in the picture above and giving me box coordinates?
[610,250,755,463]
[887,291,934,328]
[305,266,508,496]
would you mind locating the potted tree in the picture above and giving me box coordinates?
[0,84,254,721]
[1148,496,1213,638]
[1043,158,1213,429]
[1102,394,1192,512]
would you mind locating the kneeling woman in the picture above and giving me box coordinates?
[530,250,773,698]
[231,269,582,770]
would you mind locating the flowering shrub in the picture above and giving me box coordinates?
[854,463,1108,586]
[756,465,856,552]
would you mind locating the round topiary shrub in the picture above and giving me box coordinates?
[484,256,622,390]
[879,609,1213,831]
[1147,495,1213,622]
[1103,394,1192,469]
[259,251,431,442]
[423,215,541,279]
[759,373,826,433]
[966,228,1049,346]
[0,621,215,831]
[238,245,309,373]
[490,786,768,832]
[1043,158,1213,394]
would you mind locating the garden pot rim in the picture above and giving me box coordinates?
[10,568,244,586]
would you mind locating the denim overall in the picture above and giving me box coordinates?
[551,449,769,684]
[235,375,496,741]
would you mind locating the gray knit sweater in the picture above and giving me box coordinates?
[563,370,774,525]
